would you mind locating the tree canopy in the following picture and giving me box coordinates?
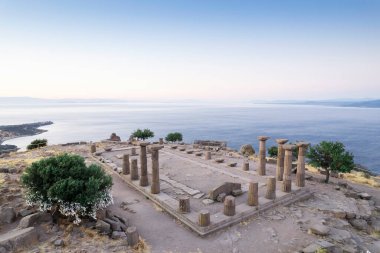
[165,132,183,142]
[131,128,154,140]
[21,153,113,223]
[307,141,354,183]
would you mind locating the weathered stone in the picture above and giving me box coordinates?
[295,142,309,187]
[242,161,249,171]
[214,158,224,163]
[358,192,372,200]
[328,228,351,243]
[0,227,38,252]
[54,239,64,247]
[104,146,112,152]
[179,196,190,213]
[303,240,335,253]
[202,199,214,205]
[96,220,111,234]
[275,139,288,181]
[205,151,211,160]
[308,224,330,236]
[231,189,243,197]
[126,226,139,246]
[247,181,258,206]
[0,207,16,224]
[366,240,380,253]
[216,193,227,202]
[223,196,236,216]
[198,210,210,227]
[104,218,122,231]
[209,182,241,200]
[239,144,255,156]
[18,212,52,229]
[18,209,35,217]
[257,136,270,175]
[111,231,127,240]
[348,219,368,231]
[109,133,121,142]
[227,162,237,167]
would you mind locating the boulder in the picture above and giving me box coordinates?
[0,227,38,252]
[239,144,255,156]
[227,162,237,167]
[104,218,123,232]
[348,219,368,231]
[0,207,16,225]
[366,240,380,253]
[231,189,243,197]
[358,192,372,200]
[54,239,64,247]
[18,209,35,217]
[216,193,227,202]
[328,228,352,243]
[109,133,121,142]
[302,239,335,253]
[308,224,330,236]
[111,231,127,240]
[96,220,111,235]
[209,182,241,200]
[18,212,52,229]
[214,158,224,163]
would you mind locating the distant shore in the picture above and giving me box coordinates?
[0,121,53,153]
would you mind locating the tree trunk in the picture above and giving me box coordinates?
[325,168,330,183]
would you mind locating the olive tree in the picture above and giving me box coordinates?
[165,132,183,143]
[307,141,354,183]
[132,128,154,140]
[27,139,48,150]
[21,153,113,224]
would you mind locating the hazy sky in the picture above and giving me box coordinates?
[0,0,379,101]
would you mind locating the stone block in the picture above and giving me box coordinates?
[209,182,241,200]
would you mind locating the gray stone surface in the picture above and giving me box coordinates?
[18,212,52,229]
[0,207,16,225]
[348,218,368,231]
[0,227,38,252]
[308,224,330,236]
[96,220,111,234]
[209,182,241,200]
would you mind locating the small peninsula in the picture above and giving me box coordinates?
[0,121,53,154]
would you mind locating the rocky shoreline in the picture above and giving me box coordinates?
[0,121,53,154]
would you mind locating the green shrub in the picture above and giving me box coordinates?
[27,139,48,150]
[21,153,113,224]
[268,146,278,157]
[132,128,154,140]
[165,132,183,142]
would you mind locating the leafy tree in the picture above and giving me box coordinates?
[268,146,278,158]
[21,153,113,224]
[165,132,183,143]
[132,128,154,140]
[307,141,354,183]
[27,139,48,150]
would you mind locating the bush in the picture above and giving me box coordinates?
[21,153,113,224]
[268,146,278,157]
[132,128,154,140]
[27,139,48,150]
[165,132,183,142]
[307,141,354,183]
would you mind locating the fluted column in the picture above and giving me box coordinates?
[122,154,130,175]
[282,144,295,192]
[150,145,163,194]
[139,142,149,187]
[296,142,310,187]
[275,139,288,181]
[257,136,270,175]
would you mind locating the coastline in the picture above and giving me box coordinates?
[0,121,53,154]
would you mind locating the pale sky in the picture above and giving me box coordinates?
[0,0,379,101]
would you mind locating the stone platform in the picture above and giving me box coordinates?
[93,144,312,236]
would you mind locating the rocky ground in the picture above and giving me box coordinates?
[0,143,379,253]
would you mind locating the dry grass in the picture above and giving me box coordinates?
[306,165,380,188]
[133,237,151,253]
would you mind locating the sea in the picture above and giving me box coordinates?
[1,102,379,174]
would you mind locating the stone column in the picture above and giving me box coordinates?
[159,138,164,145]
[247,181,258,206]
[282,144,295,192]
[126,226,139,246]
[275,139,288,181]
[139,142,149,187]
[131,147,136,156]
[296,142,310,187]
[130,159,139,180]
[90,144,96,153]
[265,176,276,199]
[198,210,210,227]
[151,145,163,194]
[257,136,270,175]
[179,196,190,213]
[243,161,249,171]
[205,151,211,160]
[223,196,236,216]
[122,154,130,175]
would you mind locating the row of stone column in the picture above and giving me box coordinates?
[122,143,163,195]
[256,136,309,188]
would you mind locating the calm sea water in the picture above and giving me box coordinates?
[1,102,379,174]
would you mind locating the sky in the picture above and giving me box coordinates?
[0,0,379,101]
